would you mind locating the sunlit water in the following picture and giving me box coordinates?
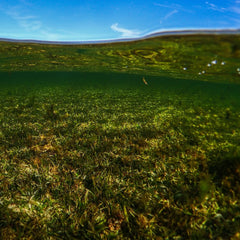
[0,32,240,106]
[1,32,240,239]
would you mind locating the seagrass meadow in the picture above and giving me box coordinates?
[0,34,240,239]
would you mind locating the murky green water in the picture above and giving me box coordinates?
[1,34,240,239]
[0,33,240,107]
[1,34,240,82]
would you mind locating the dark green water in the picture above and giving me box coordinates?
[1,34,240,239]
[1,71,240,107]
[1,33,240,83]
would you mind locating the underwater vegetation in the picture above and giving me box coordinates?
[0,34,240,83]
[0,34,240,239]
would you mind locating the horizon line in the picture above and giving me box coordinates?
[0,28,240,45]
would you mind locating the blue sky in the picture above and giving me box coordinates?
[0,0,239,41]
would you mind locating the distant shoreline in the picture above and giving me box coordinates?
[0,28,240,45]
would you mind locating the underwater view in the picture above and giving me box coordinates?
[0,32,240,239]
[1,0,240,239]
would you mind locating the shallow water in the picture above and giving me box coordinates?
[0,33,240,83]
[0,71,240,106]
[1,34,240,239]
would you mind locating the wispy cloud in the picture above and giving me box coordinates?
[230,6,240,14]
[230,17,240,24]
[159,9,179,24]
[154,3,192,13]
[5,6,42,31]
[205,2,226,12]
[110,23,141,38]
[0,4,64,40]
[18,18,42,31]
[165,9,178,19]
[205,1,240,14]
[154,3,181,10]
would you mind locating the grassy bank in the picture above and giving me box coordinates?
[0,72,240,239]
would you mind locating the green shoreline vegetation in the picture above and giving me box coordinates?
[0,34,240,239]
